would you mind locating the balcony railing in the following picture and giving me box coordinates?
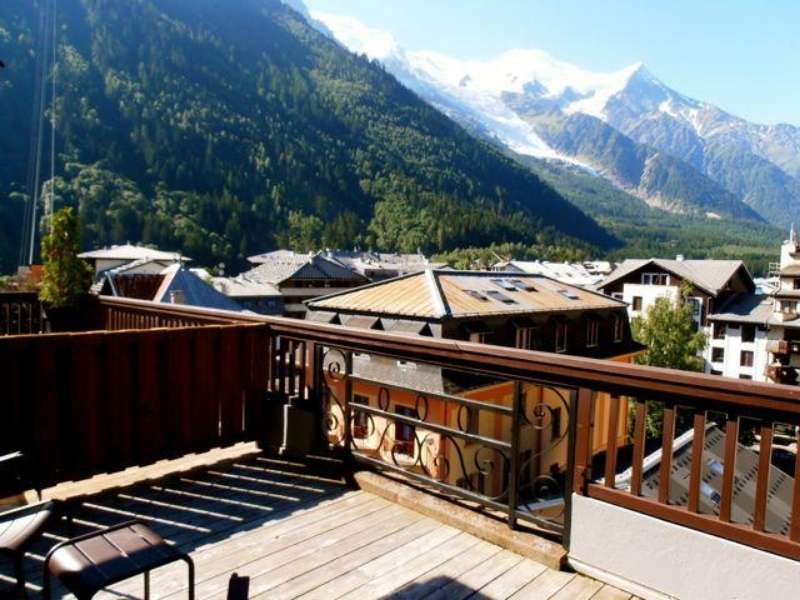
[0,292,45,335]
[4,296,800,567]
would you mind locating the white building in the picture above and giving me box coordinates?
[707,228,800,385]
[596,257,753,330]
[78,244,188,276]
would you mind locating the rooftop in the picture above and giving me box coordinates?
[242,254,368,286]
[600,258,750,296]
[307,270,624,319]
[78,244,189,263]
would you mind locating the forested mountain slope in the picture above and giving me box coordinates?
[0,0,615,273]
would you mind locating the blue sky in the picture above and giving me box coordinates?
[304,1,800,125]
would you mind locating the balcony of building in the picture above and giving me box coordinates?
[2,294,800,599]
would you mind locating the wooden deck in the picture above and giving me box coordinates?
[2,451,634,599]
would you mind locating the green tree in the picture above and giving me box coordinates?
[631,284,708,437]
[631,284,707,371]
[39,207,93,308]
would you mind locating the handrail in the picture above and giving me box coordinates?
[97,296,800,413]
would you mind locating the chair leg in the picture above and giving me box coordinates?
[12,551,27,599]
[184,556,195,600]
[144,570,150,600]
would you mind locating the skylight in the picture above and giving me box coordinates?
[491,278,518,291]
[558,289,580,300]
[486,290,518,304]
[510,279,536,292]
[464,290,489,301]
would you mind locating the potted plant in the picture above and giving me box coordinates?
[39,207,93,331]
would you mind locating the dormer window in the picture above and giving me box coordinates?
[642,273,669,285]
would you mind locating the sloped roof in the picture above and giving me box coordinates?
[308,270,624,320]
[211,276,281,298]
[155,265,244,312]
[79,244,189,262]
[242,253,367,285]
[707,294,773,325]
[599,259,750,296]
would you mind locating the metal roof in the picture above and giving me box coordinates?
[599,259,751,297]
[154,265,245,312]
[78,244,189,262]
[307,270,625,320]
[241,253,367,286]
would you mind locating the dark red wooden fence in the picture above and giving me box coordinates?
[0,323,267,492]
[0,292,45,335]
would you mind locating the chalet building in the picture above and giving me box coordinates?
[78,244,188,276]
[597,257,754,329]
[212,251,369,318]
[493,260,615,288]
[306,270,643,498]
[707,228,800,385]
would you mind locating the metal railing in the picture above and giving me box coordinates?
[0,292,45,335]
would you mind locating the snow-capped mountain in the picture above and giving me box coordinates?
[313,10,800,226]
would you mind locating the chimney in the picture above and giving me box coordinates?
[170,290,186,305]
[676,254,685,261]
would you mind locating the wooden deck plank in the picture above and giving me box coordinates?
[334,530,481,600]
[590,585,633,600]
[549,574,604,600]
[423,549,524,600]
[508,568,574,599]
[389,539,503,600]
[262,517,444,600]
[212,506,424,599]
[475,558,549,599]
[103,492,379,598]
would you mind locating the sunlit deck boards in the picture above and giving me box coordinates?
[2,453,633,599]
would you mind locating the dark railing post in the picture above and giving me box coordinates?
[572,387,594,495]
[507,380,522,529]
[343,350,354,454]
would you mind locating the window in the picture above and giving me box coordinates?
[557,289,580,300]
[469,332,487,344]
[739,374,753,380]
[713,323,726,339]
[711,369,723,376]
[510,279,536,291]
[352,395,370,439]
[742,325,756,343]
[394,405,417,455]
[464,290,488,301]
[794,278,800,290]
[486,290,517,304]
[782,300,798,314]
[632,296,643,311]
[491,278,517,291]
[555,322,568,353]
[712,347,725,363]
[585,319,599,348]
[612,314,624,343]
[740,351,754,367]
[515,327,537,350]
[551,406,562,440]
[642,273,669,285]
[612,292,624,301]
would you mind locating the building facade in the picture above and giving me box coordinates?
[306,270,644,500]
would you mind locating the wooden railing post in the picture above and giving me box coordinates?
[507,381,523,529]
[572,387,594,495]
